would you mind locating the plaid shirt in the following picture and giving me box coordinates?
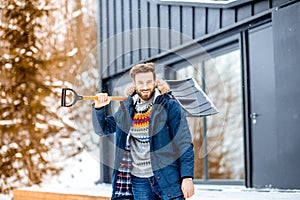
[114,135,133,199]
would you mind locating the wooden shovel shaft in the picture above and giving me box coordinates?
[82,96,126,101]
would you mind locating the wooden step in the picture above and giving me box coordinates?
[13,188,110,200]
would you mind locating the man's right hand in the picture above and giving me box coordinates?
[94,93,111,109]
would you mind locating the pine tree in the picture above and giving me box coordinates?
[0,0,82,194]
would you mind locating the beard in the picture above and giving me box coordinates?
[136,88,155,102]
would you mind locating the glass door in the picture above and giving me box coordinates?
[171,46,244,183]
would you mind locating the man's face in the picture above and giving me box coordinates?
[134,72,155,102]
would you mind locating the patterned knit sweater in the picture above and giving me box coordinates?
[130,99,154,178]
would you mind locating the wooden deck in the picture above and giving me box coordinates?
[13,187,110,200]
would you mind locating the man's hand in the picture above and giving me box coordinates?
[181,178,194,199]
[94,93,111,109]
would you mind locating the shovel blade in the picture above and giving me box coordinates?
[167,78,218,117]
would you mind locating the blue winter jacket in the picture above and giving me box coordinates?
[92,86,194,200]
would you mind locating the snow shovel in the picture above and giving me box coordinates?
[61,88,126,107]
[61,78,218,117]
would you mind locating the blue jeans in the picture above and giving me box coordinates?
[131,175,184,200]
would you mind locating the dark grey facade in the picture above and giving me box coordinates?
[95,0,300,189]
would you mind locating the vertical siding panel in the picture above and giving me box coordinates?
[236,4,252,22]
[149,2,159,57]
[194,7,206,38]
[159,5,170,52]
[131,0,140,64]
[181,7,194,43]
[115,0,124,73]
[98,0,103,80]
[123,0,132,68]
[207,8,220,34]
[108,0,115,76]
[140,0,149,60]
[170,6,181,48]
[221,8,235,28]
[253,0,270,14]
[98,0,287,78]
[101,0,108,78]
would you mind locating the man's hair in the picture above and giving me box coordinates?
[130,62,156,80]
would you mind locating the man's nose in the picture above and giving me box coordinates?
[141,84,148,89]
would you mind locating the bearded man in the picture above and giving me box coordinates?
[92,62,195,200]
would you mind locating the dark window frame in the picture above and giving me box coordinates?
[164,40,244,185]
[152,0,252,8]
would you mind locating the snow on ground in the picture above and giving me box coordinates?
[0,149,102,200]
[191,185,300,200]
[41,149,100,188]
[0,194,12,200]
[3,149,300,200]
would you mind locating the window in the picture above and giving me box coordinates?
[108,46,244,182]
[175,48,244,181]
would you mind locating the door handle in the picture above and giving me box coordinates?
[250,113,260,124]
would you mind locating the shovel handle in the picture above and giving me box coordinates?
[61,88,126,107]
[82,96,127,101]
[61,88,78,107]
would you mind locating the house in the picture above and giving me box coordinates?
[95,0,300,189]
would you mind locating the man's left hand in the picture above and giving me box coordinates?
[181,178,194,199]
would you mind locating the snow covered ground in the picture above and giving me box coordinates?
[2,149,300,200]
[192,185,300,200]
[41,149,100,188]
[0,150,101,200]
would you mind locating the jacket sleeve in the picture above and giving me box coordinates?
[92,106,116,136]
[168,100,195,179]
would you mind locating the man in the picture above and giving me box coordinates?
[92,63,194,200]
